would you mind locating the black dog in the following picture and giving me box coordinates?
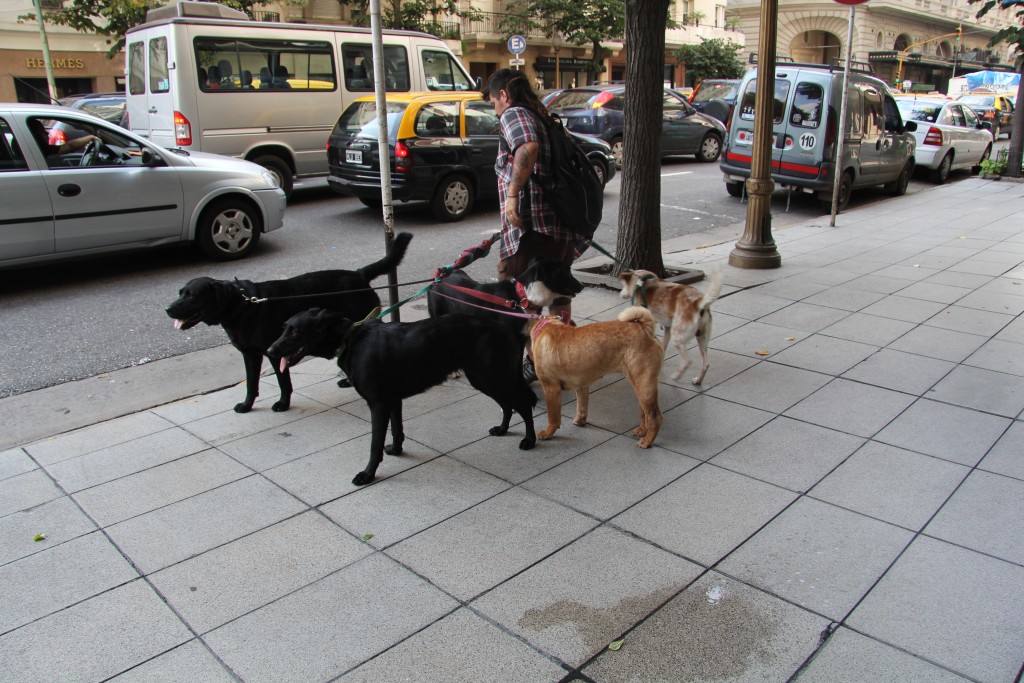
[166,233,412,414]
[427,258,583,332]
[268,308,538,486]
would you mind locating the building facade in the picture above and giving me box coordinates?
[0,0,126,102]
[727,0,1018,95]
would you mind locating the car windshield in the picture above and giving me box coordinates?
[896,100,941,123]
[74,98,126,124]
[692,81,737,103]
[546,90,600,110]
[959,95,994,107]
[333,101,406,140]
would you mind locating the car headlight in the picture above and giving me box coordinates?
[261,171,280,189]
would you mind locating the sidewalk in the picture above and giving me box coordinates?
[2,177,1023,683]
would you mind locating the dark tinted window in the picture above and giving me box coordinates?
[692,80,738,103]
[547,90,600,110]
[333,101,406,140]
[342,44,409,91]
[739,78,791,124]
[0,118,28,171]
[789,82,822,128]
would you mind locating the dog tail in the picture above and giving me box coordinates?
[358,232,413,282]
[699,267,724,312]
[618,305,658,340]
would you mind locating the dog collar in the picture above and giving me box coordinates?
[514,280,535,312]
[631,279,650,309]
[334,307,381,359]
[531,317,554,340]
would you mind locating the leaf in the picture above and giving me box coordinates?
[608,639,625,651]
[33,533,47,542]
[785,337,796,341]
[361,533,374,541]
[754,349,770,356]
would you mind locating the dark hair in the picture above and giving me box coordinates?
[485,68,553,124]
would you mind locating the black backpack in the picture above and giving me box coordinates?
[514,106,604,241]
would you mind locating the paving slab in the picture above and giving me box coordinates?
[798,627,970,682]
[925,469,1024,565]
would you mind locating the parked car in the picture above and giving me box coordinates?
[956,92,1015,139]
[326,91,616,221]
[688,78,740,125]
[720,63,918,213]
[539,89,564,106]
[895,95,994,183]
[673,86,694,100]
[0,103,285,267]
[544,84,727,168]
[49,92,127,147]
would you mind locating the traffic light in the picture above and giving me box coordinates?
[955,26,962,42]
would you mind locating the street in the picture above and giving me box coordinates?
[0,153,978,398]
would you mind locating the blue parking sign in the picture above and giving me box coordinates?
[507,35,526,54]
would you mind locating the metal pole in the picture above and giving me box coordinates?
[31,0,59,103]
[369,0,400,321]
[728,0,781,269]
[829,6,856,227]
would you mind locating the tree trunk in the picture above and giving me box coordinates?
[1007,61,1024,178]
[616,0,668,276]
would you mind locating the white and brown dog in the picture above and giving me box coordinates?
[526,306,663,448]
[618,268,723,385]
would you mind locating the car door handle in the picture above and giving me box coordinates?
[57,184,81,197]
[148,107,158,114]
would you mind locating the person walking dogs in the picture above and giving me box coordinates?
[486,68,585,381]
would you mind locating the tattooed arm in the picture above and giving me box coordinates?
[505,140,539,228]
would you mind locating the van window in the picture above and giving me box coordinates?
[845,87,862,136]
[423,50,473,91]
[342,45,410,92]
[128,41,146,96]
[194,38,336,91]
[790,82,822,128]
[863,87,884,142]
[148,37,170,93]
[738,78,792,124]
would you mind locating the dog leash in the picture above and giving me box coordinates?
[334,307,381,359]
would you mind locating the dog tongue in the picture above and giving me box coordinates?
[173,319,185,330]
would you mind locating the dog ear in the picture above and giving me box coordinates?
[640,272,657,283]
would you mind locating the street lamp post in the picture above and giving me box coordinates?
[552,32,562,88]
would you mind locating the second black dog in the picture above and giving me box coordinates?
[165,232,412,413]
[268,308,538,486]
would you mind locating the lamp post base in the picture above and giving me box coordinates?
[730,178,782,269]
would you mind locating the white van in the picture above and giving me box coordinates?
[124,1,475,195]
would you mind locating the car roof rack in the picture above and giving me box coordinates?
[748,53,795,64]
[749,56,874,76]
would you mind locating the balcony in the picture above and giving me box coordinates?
[412,20,461,40]
[251,10,280,22]
[461,13,548,41]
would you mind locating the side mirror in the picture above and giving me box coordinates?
[904,120,917,133]
[141,148,163,167]
[980,120,993,131]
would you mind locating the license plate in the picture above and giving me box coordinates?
[346,149,363,164]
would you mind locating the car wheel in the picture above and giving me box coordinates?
[819,171,853,213]
[197,198,262,261]
[930,152,952,184]
[885,160,914,196]
[972,145,992,175]
[430,175,474,221]
[590,159,607,187]
[610,137,623,169]
[695,133,722,163]
[725,180,743,198]
[252,155,294,197]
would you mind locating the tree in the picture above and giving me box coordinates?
[674,37,744,84]
[968,0,1024,177]
[615,0,672,276]
[337,0,479,34]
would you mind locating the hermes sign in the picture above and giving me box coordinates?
[25,57,86,69]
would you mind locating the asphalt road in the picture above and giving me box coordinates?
[0,154,961,398]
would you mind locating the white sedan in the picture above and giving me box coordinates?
[0,103,286,268]
[894,96,994,184]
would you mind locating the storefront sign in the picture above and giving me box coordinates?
[25,57,86,69]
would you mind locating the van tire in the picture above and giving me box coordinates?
[885,160,914,196]
[930,153,952,184]
[197,198,262,261]
[431,175,474,221]
[725,181,744,198]
[253,155,294,197]
[702,99,730,124]
[819,171,852,213]
[696,134,722,163]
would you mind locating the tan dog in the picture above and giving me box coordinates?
[527,306,663,448]
[618,268,723,385]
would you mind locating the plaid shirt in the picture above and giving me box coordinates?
[496,106,576,260]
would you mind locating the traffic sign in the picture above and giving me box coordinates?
[508,35,527,54]
[833,0,869,4]
[509,58,526,66]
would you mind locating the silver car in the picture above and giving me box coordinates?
[0,103,285,268]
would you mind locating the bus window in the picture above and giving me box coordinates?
[342,44,410,92]
[194,37,336,91]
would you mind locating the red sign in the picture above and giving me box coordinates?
[833,0,869,4]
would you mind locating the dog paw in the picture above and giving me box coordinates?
[691,377,704,386]
[537,427,557,440]
[489,425,509,436]
[631,426,647,437]
[233,402,253,414]
[271,400,291,412]
[572,418,588,427]
[351,471,374,486]
[337,378,353,388]
[636,439,654,449]
[384,443,403,456]
[519,436,536,450]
